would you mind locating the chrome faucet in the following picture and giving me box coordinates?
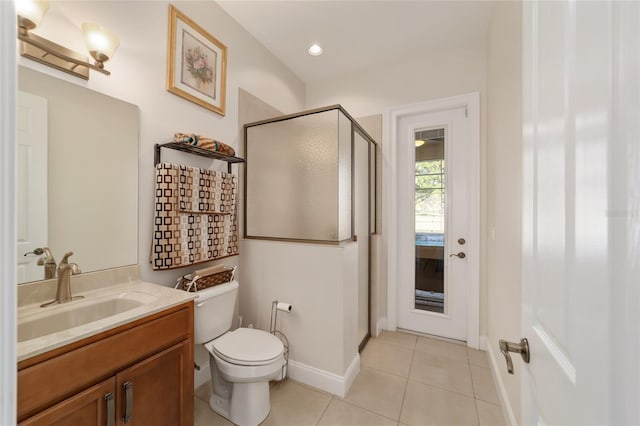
[24,247,57,280]
[41,251,83,307]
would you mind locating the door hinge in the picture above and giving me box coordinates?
[465,107,468,118]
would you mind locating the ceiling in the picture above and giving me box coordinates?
[217,1,494,83]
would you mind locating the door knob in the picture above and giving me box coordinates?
[499,338,530,374]
[449,252,466,259]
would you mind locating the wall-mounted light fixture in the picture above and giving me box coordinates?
[16,0,119,80]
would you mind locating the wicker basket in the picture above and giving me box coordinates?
[176,266,235,292]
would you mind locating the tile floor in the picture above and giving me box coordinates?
[195,331,506,426]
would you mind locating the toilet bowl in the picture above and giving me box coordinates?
[194,281,285,426]
[204,328,284,425]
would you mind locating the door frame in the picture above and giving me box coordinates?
[386,92,480,348]
[0,1,17,424]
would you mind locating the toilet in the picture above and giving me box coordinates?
[194,280,285,426]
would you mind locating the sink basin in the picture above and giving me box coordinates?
[18,291,158,343]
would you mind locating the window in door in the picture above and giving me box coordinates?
[414,128,445,313]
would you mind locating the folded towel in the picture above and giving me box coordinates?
[193,264,227,277]
[174,132,235,156]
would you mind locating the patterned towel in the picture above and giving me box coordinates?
[151,163,238,270]
[174,132,235,156]
[179,167,235,214]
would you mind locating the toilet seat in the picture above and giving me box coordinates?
[206,328,284,366]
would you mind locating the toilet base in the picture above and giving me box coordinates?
[208,356,272,426]
[210,381,271,426]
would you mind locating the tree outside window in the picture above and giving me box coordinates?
[415,159,445,234]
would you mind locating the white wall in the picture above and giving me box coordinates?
[486,2,522,424]
[17,0,306,286]
[305,40,488,336]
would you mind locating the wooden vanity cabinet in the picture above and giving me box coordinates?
[18,302,194,426]
[19,378,115,426]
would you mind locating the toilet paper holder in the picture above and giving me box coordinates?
[270,300,292,381]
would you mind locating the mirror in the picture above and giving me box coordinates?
[17,66,139,284]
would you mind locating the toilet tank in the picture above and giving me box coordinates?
[193,280,239,344]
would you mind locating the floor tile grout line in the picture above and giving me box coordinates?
[469,364,502,406]
[368,338,417,353]
[371,335,418,351]
[405,376,476,401]
[360,364,411,380]
[340,397,408,423]
[473,395,482,426]
[396,345,417,423]
[469,362,479,400]
[347,363,410,421]
[314,395,334,426]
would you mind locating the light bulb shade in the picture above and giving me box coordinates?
[16,0,49,29]
[415,139,426,147]
[82,23,119,65]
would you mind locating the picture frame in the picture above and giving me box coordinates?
[166,5,227,116]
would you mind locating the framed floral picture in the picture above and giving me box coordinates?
[166,5,227,115]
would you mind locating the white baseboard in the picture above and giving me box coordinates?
[479,334,489,351]
[342,353,361,395]
[376,317,387,336]
[485,338,518,426]
[193,352,362,399]
[287,354,360,398]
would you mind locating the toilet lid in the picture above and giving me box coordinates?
[210,328,284,365]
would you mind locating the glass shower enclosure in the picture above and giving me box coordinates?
[244,105,377,350]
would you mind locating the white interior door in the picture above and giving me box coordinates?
[520,1,640,424]
[397,107,469,341]
[16,91,48,283]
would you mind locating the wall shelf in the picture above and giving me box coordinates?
[154,142,245,173]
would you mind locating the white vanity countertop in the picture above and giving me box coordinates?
[17,280,196,362]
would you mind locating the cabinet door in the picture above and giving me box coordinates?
[19,378,116,426]
[116,340,193,426]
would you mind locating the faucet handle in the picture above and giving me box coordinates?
[24,248,45,256]
[59,251,74,265]
[69,263,81,274]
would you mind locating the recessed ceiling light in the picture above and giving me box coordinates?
[415,139,425,147]
[307,44,323,56]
